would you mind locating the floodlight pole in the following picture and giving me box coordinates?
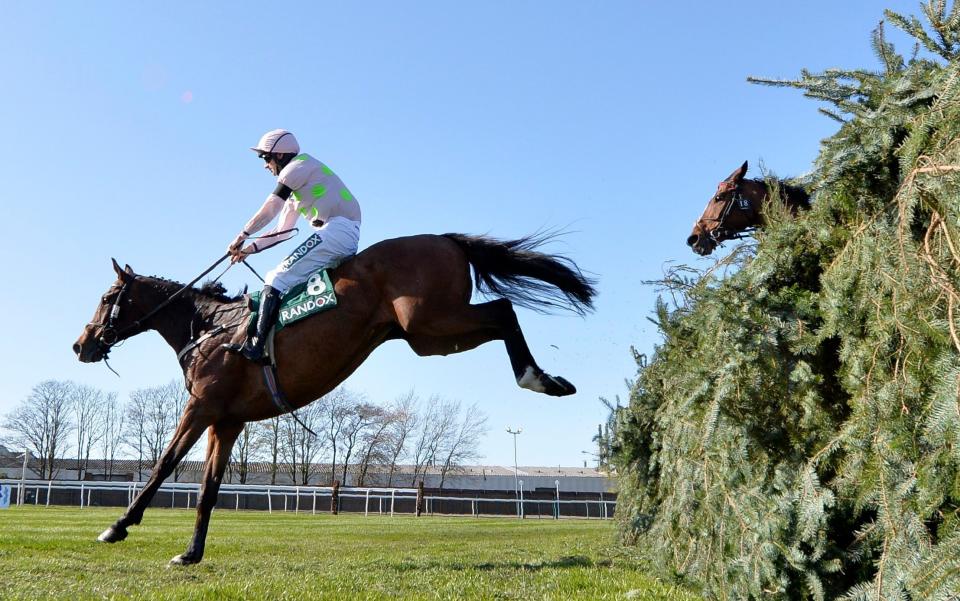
[506,427,522,518]
[19,449,28,506]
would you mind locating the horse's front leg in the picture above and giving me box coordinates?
[170,420,243,566]
[97,405,209,543]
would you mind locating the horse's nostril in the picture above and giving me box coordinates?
[73,343,82,355]
[686,235,698,247]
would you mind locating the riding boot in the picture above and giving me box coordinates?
[223,285,282,365]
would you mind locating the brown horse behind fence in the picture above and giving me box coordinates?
[687,161,810,256]
[73,232,596,565]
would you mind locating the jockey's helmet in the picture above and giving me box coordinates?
[251,129,300,158]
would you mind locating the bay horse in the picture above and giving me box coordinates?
[687,161,810,256]
[73,232,596,565]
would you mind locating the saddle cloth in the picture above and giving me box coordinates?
[246,268,338,337]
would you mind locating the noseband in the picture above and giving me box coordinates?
[87,279,132,356]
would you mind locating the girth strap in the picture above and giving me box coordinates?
[176,325,227,364]
[261,364,318,437]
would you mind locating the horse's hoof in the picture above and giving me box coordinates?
[97,525,127,543]
[169,553,201,566]
[517,367,577,396]
[544,375,576,397]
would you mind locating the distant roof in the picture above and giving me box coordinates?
[0,456,610,478]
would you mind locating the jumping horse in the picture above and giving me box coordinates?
[73,232,596,565]
[687,161,810,256]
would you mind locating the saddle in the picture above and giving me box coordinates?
[245,268,338,338]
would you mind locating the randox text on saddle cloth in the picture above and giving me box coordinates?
[279,291,336,321]
[247,268,337,334]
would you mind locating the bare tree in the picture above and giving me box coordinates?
[278,415,302,485]
[144,387,170,464]
[144,391,169,465]
[100,393,124,480]
[157,380,191,481]
[124,388,149,481]
[1,380,73,479]
[322,387,353,485]
[127,380,188,480]
[278,402,326,485]
[256,417,281,485]
[384,390,419,486]
[408,400,437,486]
[228,423,257,484]
[437,402,488,489]
[71,384,108,480]
[299,405,327,485]
[410,396,459,486]
[355,406,398,486]
[338,400,379,486]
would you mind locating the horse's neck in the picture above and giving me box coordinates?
[146,298,199,356]
[142,283,231,356]
[747,180,805,214]
[785,188,809,213]
[743,181,768,221]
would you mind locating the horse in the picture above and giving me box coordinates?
[687,161,810,256]
[73,232,595,565]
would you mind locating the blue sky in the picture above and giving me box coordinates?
[0,1,923,467]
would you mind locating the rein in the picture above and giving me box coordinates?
[90,254,229,357]
[88,253,232,376]
[94,228,298,354]
[92,228,317,434]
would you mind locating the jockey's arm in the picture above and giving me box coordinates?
[227,184,294,252]
[242,199,298,254]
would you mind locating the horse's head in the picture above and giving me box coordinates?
[687,161,765,256]
[73,259,151,363]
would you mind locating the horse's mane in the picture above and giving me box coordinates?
[141,275,245,303]
[752,177,811,209]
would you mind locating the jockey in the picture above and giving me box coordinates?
[224,129,362,364]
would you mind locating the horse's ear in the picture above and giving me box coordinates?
[124,264,135,275]
[111,258,133,283]
[725,161,748,184]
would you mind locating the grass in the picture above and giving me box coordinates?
[0,506,696,600]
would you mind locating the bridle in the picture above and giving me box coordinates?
[86,229,297,371]
[87,254,234,369]
[700,180,757,244]
[87,279,131,352]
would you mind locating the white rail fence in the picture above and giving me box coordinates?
[1,479,616,520]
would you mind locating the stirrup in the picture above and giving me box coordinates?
[222,341,269,365]
[222,342,244,353]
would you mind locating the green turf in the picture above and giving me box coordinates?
[0,506,695,600]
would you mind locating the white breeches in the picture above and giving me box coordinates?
[265,217,360,293]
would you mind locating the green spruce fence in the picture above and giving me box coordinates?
[614,3,960,599]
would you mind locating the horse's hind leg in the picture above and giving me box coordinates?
[170,420,243,566]
[98,404,210,544]
[402,298,576,397]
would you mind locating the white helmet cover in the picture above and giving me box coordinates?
[251,129,300,155]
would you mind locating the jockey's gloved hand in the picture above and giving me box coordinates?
[229,245,255,265]
[227,231,248,254]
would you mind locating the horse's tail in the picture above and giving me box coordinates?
[442,232,597,315]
